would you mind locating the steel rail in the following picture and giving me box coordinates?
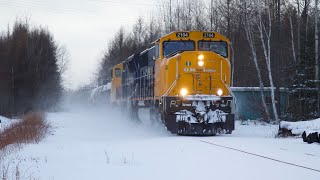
[200,140,320,173]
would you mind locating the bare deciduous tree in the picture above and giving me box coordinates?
[315,0,320,112]
[240,0,271,121]
[256,0,279,122]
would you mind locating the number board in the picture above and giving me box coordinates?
[203,32,215,38]
[176,32,189,38]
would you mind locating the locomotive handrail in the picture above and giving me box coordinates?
[225,84,237,113]
[164,50,183,58]
[134,74,151,80]
[164,58,179,96]
[217,57,236,113]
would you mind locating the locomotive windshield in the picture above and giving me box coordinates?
[163,41,195,57]
[198,41,228,57]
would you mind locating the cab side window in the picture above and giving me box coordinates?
[115,68,121,77]
[148,46,156,65]
[155,43,159,59]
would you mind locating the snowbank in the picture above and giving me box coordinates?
[280,118,320,135]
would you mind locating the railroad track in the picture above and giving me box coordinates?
[200,140,320,173]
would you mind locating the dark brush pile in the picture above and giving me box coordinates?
[0,112,52,150]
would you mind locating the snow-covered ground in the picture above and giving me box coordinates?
[1,106,319,180]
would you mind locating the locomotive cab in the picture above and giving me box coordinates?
[111,63,123,103]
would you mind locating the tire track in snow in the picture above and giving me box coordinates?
[200,140,320,173]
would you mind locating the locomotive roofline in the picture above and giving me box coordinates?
[151,31,231,45]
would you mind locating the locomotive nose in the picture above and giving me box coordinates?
[178,51,229,96]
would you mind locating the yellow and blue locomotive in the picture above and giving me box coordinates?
[111,31,235,135]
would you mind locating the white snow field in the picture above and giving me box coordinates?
[1,106,320,180]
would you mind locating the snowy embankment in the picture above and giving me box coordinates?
[1,106,320,180]
[280,118,320,135]
[279,118,320,143]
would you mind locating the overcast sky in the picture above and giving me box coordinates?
[0,0,157,89]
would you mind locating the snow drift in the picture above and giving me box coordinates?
[280,118,320,135]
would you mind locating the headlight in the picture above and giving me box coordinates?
[217,89,223,96]
[180,88,188,96]
[198,60,204,66]
[198,54,204,61]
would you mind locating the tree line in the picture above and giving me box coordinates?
[98,0,319,121]
[0,19,66,117]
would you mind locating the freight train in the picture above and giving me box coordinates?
[110,31,235,135]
